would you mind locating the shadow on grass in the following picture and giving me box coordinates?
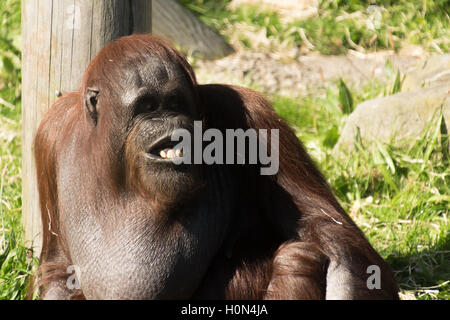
[385,231,450,299]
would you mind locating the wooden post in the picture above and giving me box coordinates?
[21,0,151,255]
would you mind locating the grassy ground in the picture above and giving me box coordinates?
[0,0,36,300]
[0,0,449,300]
[272,83,449,300]
[181,0,449,55]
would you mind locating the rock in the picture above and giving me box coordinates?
[152,0,234,60]
[335,54,450,152]
[403,54,450,91]
[334,84,450,152]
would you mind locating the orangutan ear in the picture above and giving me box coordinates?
[85,88,99,125]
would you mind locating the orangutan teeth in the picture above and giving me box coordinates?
[166,149,175,159]
[158,148,182,159]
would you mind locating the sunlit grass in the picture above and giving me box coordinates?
[181,0,449,55]
[271,79,449,300]
[0,0,36,300]
[0,114,36,300]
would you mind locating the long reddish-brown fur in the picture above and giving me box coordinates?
[196,84,398,299]
[32,34,398,300]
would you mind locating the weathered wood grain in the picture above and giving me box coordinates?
[22,0,151,255]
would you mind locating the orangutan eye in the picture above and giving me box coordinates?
[133,96,158,117]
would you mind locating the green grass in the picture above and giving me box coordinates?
[0,0,36,300]
[0,0,449,300]
[270,79,450,300]
[181,0,449,55]
[0,112,35,300]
